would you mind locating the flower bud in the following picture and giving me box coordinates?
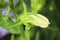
[29,14,50,28]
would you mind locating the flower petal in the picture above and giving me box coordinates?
[0,27,9,38]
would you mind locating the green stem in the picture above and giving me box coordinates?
[9,0,18,19]
[20,0,27,13]
[11,34,15,40]
[25,30,30,40]
[3,6,11,22]
[5,6,10,17]
[3,20,22,29]
[0,8,2,25]
[35,31,40,40]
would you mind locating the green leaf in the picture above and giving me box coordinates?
[1,20,21,34]
[7,26,21,34]
[31,0,45,12]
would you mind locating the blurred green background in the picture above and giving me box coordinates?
[0,0,60,40]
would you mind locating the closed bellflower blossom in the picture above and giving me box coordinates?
[2,8,7,16]
[0,0,19,38]
[29,14,50,28]
[20,14,50,30]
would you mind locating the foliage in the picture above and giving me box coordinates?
[0,0,60,40]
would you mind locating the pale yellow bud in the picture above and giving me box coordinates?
[29,14,50,28]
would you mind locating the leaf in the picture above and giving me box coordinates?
[7,26,21,34]
[1,20,21,34]
[31,0,45,12]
